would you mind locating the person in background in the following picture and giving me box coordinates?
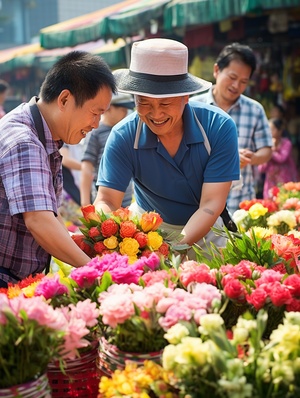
[258,118,298,199]
[80,92,135,207]
[0,51,116,287]
[0,80,9,119]
[192,42,272,214]
[93,38,240,257]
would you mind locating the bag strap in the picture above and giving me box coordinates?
[28,98,51,272]
[29,98,46,147]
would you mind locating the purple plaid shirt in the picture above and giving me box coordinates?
[0,100,63,283]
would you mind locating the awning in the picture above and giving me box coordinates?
[0,39,128,74]
[39,0,140,49]
[163,0,300,31]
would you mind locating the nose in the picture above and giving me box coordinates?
[91,114,101,129]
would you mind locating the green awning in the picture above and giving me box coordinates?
[103,0,170,40]
[163,0,300,31]
[39,0,140,49]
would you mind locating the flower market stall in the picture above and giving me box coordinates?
[2,181,300,397]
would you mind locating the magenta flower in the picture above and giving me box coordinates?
[34,274,69,299]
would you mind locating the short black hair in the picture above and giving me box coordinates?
[216,43,257,77]
[39,51,117,107]
[269,117,284,130]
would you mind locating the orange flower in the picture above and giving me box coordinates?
[81,204,101,222]
[140,212,163,232]
[101,219,119,237]
[120,220,137,238]
[112,207,131,221]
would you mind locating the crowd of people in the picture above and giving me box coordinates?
[0,37,299,286]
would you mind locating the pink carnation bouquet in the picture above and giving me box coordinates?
[0,293,99,388]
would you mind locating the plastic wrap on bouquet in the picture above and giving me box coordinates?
[98,337,163,376]
[47,340,100,397]
[0,374,51,398]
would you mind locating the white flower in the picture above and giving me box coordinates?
[164,323,189,344]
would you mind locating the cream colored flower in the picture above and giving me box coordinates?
[198,313,224,334]
[164,323,190,344]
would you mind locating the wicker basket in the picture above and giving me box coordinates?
[47,341,101,398]
[98,337,163,376]
[0,373,51,398]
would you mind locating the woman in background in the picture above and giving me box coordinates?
[258,118,298,199]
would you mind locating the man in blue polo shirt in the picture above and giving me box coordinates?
[94,38,240,254]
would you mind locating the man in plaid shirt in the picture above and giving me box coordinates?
[192,42,272,214]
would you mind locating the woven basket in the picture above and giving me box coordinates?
[98,337,163,376]
[0,373,51,398]
[47,341,101,398]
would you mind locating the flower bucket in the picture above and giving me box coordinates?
[47,340,100,397]
[0,374,51,398]
[98,337,163,376]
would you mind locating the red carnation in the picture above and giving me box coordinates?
[101,219,119,237]
[134,231,148,248]
[224,278,245,301]
[120,220,137,238]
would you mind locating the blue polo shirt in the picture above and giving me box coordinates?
[98,102,239,225]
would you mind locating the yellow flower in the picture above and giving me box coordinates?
[119,237,140,256]
[248,203,268,220]
[103,235,118,249]
[147,231,163,250]
[246,226,272,239]
[164,323,190,344]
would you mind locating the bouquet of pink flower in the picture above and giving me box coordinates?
[0,293,100,388]
[72,205,170,263]
[98,278,221,353]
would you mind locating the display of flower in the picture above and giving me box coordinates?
[97,280,221,354]
[270,181,300,207]
[194,224,300,274]
[177,258,300,333]
[98,360,179,398]
[0,293,99,388]
[161,309,300,398]
[72,205,170,263]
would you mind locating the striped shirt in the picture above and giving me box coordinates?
[193,87,272,213]
[0,100,63,283]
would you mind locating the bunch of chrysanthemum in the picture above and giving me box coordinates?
[0,292,99,388]
[161,309,300,398]
[71,205,170,263]
[97,278,221,353]
[98,360,179,398]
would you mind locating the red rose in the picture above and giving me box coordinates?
[94,241,106,254]
[88,226,101,239]
[101,219,119,237]
[157,242,170,257]
[134,231,148,248]
[120,220,137,238]
[71,234,85,247]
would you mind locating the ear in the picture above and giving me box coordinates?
[57,89,72,111]
[213,63,219,80]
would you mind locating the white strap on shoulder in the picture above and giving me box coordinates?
[192,109,211,155]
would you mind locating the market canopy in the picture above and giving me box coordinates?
[163,0,300,31]
[0,38,128,74]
